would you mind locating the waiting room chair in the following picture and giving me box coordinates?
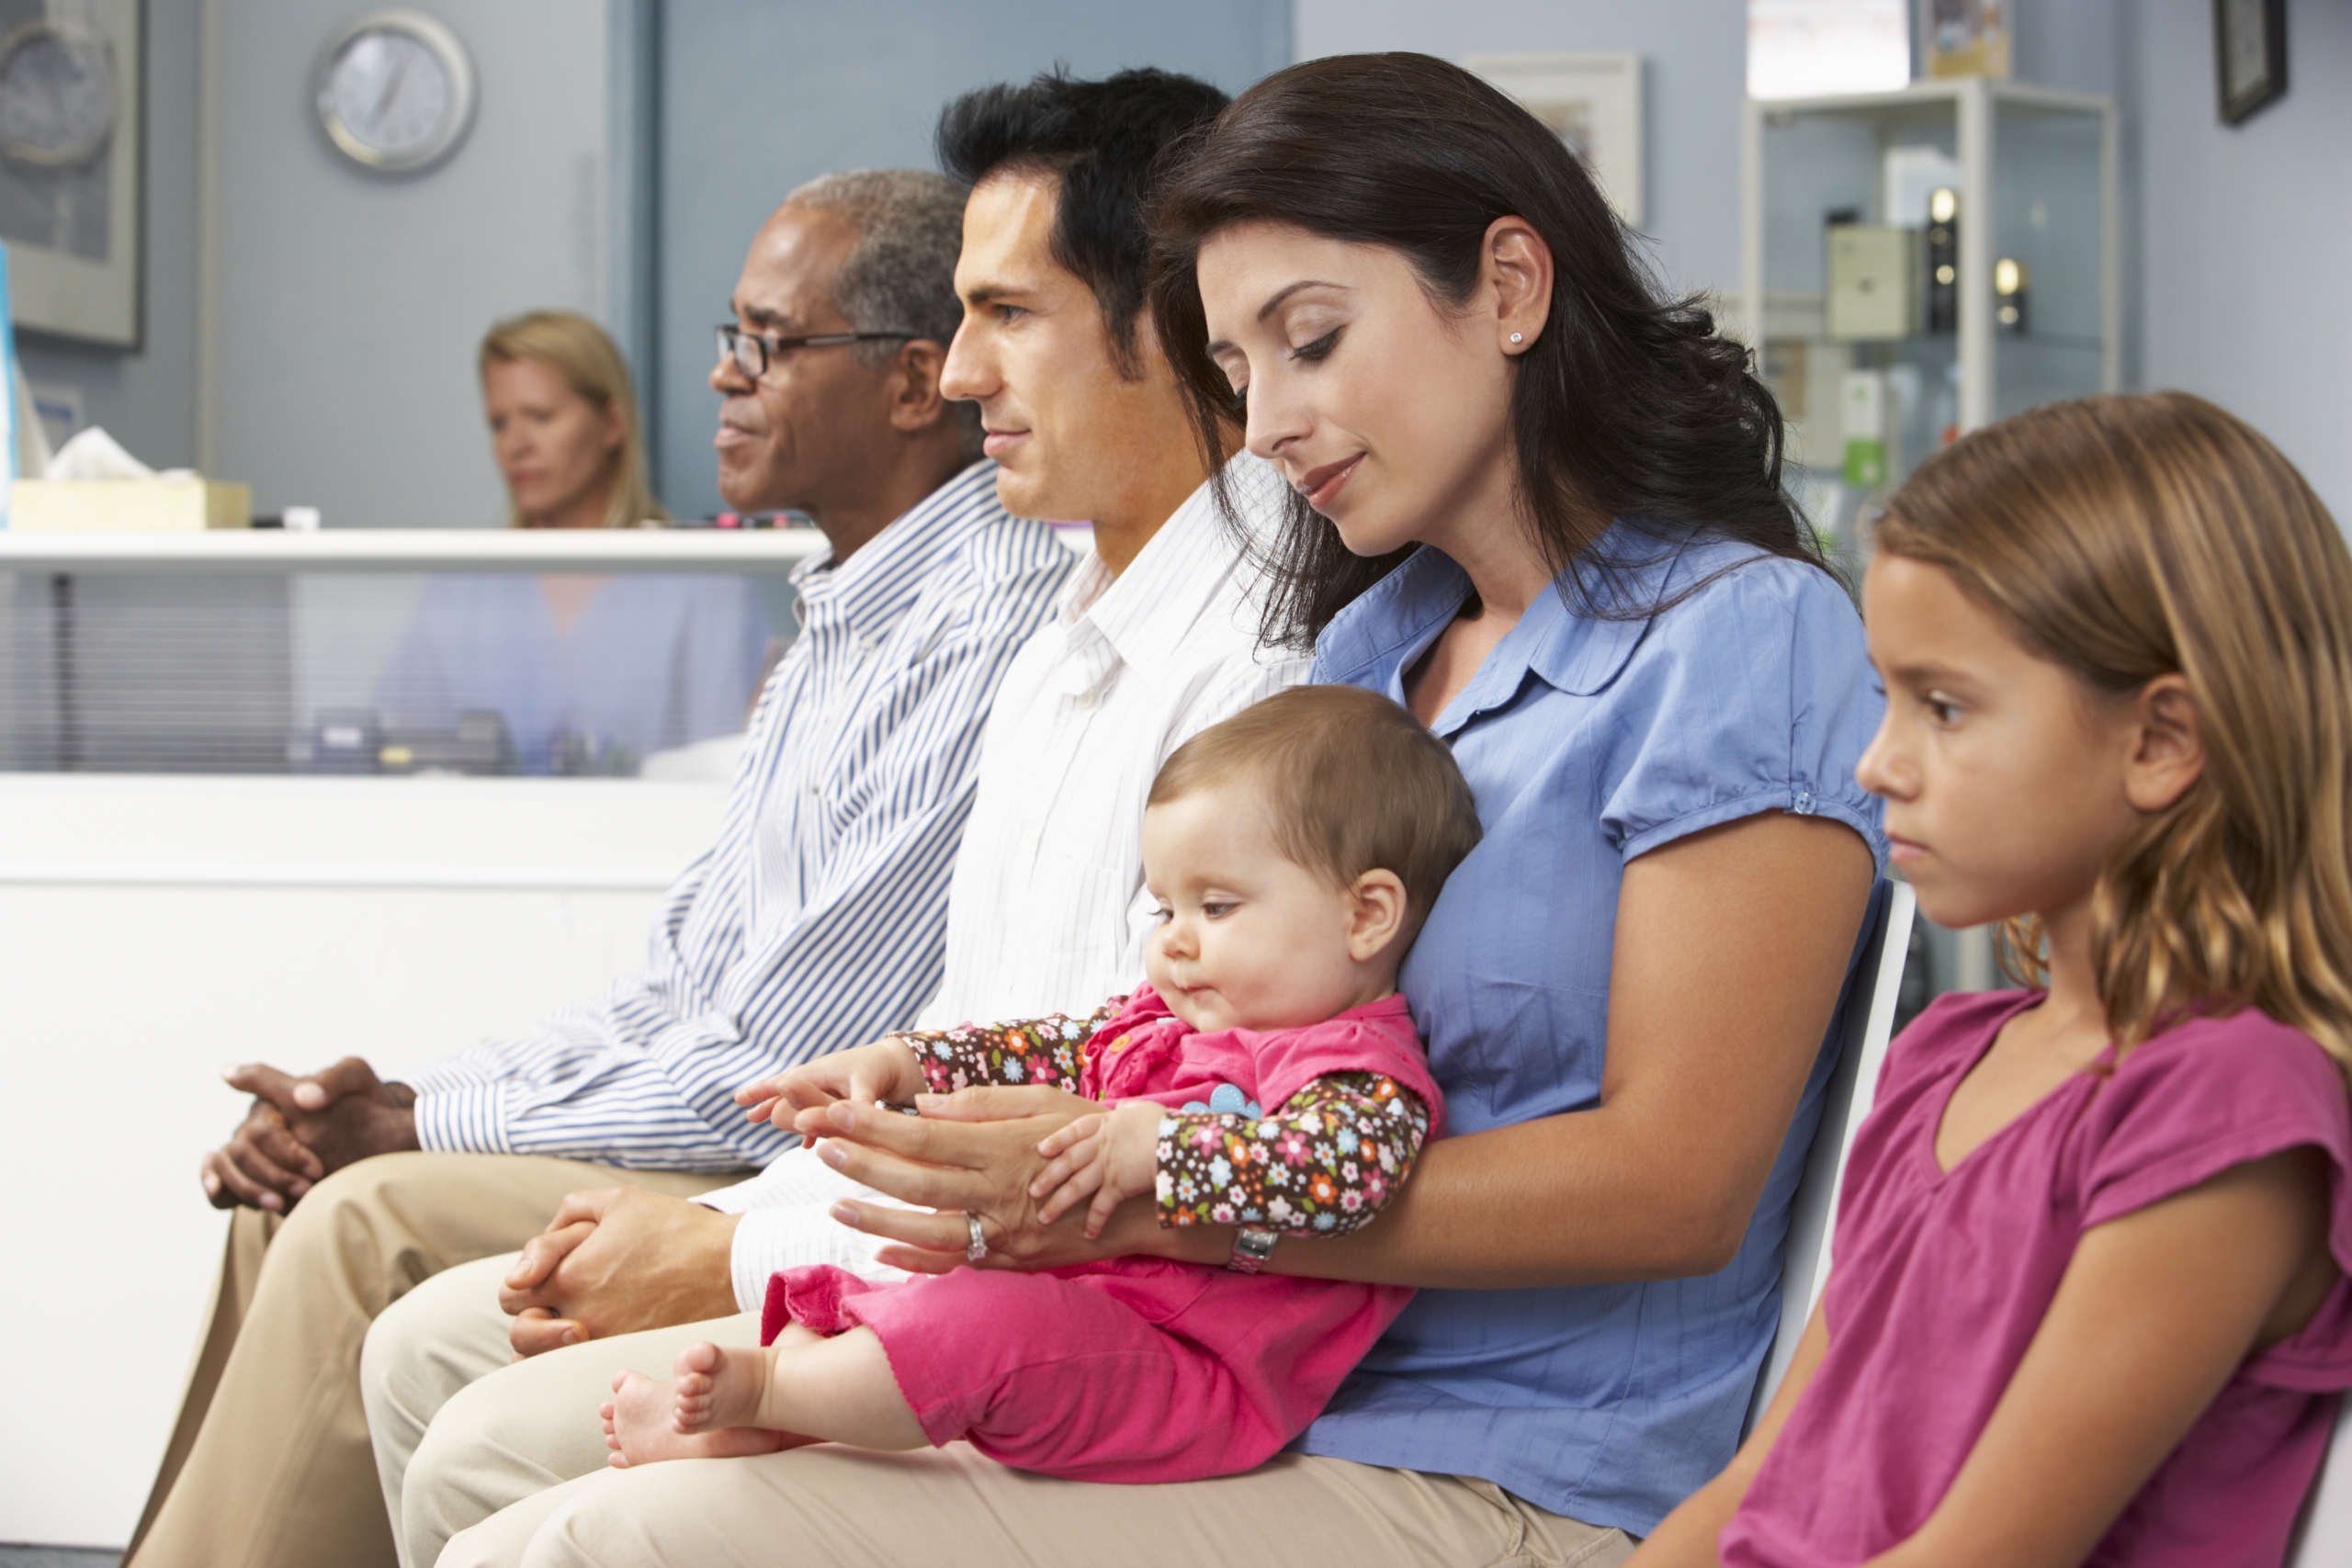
[1745,879,1916,1434]
[2289,1396,2352,1565]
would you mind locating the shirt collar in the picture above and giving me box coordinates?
[790,459,1001,635]
[1316,522,1715,734]
[1057,452,1282,677]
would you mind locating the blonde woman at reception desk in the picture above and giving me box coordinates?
[375,311,772,775]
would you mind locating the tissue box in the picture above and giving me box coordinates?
[8,479,254,532]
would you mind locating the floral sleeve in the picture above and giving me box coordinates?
[901,1000,1123,1096]
[1156,1071,1430,1236]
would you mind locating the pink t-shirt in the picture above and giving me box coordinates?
[1722,993,2352,1568]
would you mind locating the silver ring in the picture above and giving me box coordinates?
[965,1212,988,1263]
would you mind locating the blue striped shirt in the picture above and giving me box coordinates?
[408,462,1073,1168]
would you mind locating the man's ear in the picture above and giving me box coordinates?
[887,339,951,433]
[1348,869,1409,963]
[2122,673,2206,815]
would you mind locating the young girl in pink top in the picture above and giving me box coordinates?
[1636,390,2352,1567]
[597,682,1482,1482]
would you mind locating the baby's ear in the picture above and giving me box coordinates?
[1348,870,1409,961]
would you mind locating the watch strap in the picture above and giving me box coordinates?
[1227,1224,1279,1274]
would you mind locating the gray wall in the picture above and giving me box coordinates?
[210,0,626,528]
[32,2,2350,530]
[17,0,201,469]
[649,0,1291,522]
[1295,0,1747,299]
[2132,0,2351,523]
[1295,0,2137,299]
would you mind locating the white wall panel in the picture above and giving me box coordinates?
[0,774,723,1545]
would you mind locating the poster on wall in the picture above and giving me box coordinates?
[1464,53,1645,228]
[0,0,140,347]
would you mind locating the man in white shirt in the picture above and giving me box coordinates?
[379,69,1308,1568]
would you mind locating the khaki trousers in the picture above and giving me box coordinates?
[442,1444,1636,1568]
[361,1253,758,1568]
[126,1152,738,1568]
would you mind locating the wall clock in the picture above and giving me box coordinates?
[315,9,477,175]
[0,20,117,169]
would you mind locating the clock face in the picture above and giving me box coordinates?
[317,11,475,174]
[0,25,115,168]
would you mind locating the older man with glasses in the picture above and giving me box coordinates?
[124,169,1072,1568]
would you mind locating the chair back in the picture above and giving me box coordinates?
[2288,1395,2352,1565]
[1744,880,1917,1434]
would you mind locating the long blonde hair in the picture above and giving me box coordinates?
[1875,391,2352,1077]
[478,310,668,530]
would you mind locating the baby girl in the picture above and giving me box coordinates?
[601,682,1482,1482]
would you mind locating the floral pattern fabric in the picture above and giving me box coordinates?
[1154,1070,1429,1235]
[901,1008,1430,1236]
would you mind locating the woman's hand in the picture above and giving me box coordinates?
[735,1036,925,1128]
[797,1086,1149,1271]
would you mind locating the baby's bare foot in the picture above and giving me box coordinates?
[670,1339,775,1434]
[602,1367,793,1468]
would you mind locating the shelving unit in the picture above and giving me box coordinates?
[1741,77,2119,548]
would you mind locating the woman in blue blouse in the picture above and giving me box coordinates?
[520,54,1883,1565]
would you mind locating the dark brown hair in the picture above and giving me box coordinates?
[1878,391,2352,1077]
[1149,684,1482,942]
[1148,52,1819,649]
[936,68,1228,378]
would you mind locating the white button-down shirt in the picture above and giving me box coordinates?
[705,456,1309,1298]
[918,453,1306,1028]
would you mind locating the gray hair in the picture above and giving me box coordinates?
[786,168,980,459]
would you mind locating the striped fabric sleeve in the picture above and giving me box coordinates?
[411,538,1071,1169]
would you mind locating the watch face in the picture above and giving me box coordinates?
[0,26,115,168]
[317,13,474,173]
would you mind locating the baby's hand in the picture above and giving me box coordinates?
[733,1036,925,1130]
[1030,1100,1166,1238]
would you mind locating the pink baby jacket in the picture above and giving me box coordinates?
[1722,993,2352,1567]
[764,987,1444,1483]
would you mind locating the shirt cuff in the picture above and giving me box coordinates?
[728,1204,910,1313]
[695,1171,780,1213]
[413,1082,513,1156]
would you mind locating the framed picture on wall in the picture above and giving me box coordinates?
[0,0,141,346]
[1464,53,1645,227]
[2214,0,2288,125]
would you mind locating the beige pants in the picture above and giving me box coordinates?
[125,1152,739,1568]
[362,1252,758,1568]
[441,1444,1635,1568]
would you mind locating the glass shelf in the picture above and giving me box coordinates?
[1742,78,2118,556]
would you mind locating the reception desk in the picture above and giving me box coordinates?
[0,528,822,1547]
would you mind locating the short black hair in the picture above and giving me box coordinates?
[936,67,1228,378]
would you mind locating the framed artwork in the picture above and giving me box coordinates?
[2214,0,2287,125]
[0,0,140,346]
[1464,53,1645,227]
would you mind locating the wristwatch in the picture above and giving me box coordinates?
[1227,1224,1280,1274]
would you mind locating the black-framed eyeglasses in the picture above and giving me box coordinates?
[716,323,920,379]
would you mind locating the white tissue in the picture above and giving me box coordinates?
[44,426,167,481]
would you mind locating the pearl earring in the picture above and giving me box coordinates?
[1509,333,1523,344]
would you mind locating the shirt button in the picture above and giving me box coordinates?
[1070,689,1098,708]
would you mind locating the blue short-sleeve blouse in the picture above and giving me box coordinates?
[1298,527,1886,1534]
